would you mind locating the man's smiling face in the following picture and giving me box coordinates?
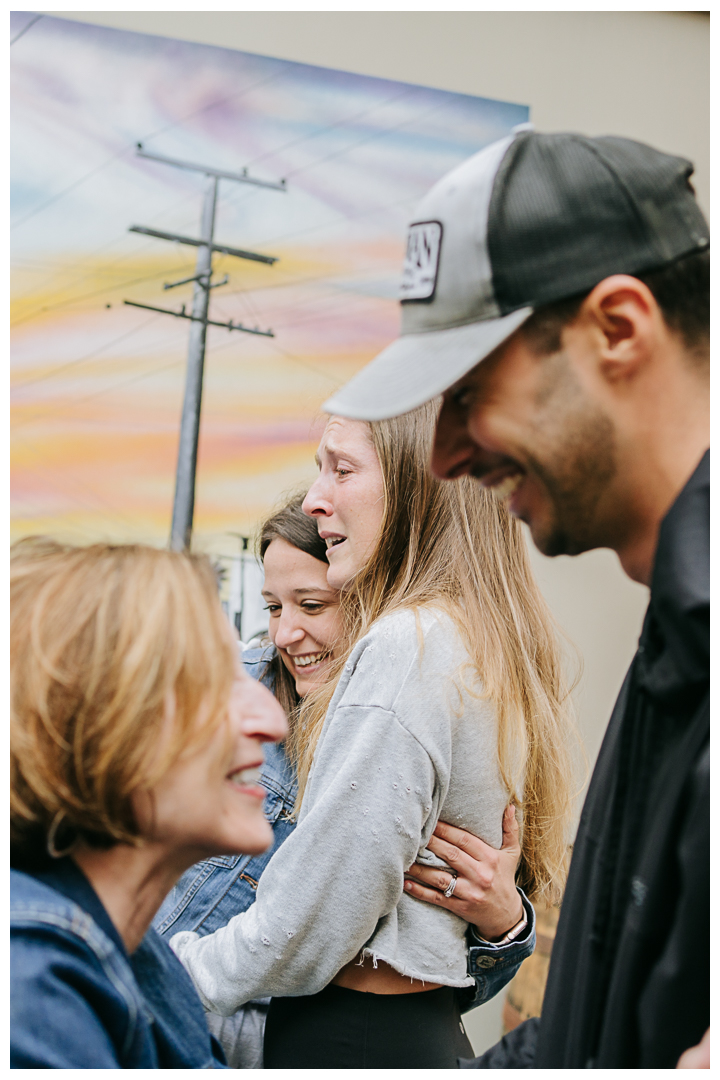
[431,325,619,558]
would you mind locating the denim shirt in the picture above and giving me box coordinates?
[154,647,535,1020]
[10,857,226,1069]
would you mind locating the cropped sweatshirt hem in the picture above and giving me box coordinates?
[357,947,474,989]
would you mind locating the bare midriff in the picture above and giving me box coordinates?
[331,952,443,994]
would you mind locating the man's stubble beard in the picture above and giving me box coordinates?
[524,359,619,558]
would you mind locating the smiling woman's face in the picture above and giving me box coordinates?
[262,538,343,699]
[301,417,385,590]
[133,653,288,864]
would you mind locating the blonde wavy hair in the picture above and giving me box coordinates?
[291,402,578,905]
[10,538,236,863]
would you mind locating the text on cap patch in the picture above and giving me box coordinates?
[399,221,443,302]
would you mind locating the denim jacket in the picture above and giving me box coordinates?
[10,857,225,1069]
[154,646,535,1063]
[154,649,298,941]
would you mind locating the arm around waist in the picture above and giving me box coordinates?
[171,703,439,1013]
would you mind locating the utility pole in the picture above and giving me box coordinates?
[228,535,251,638]
[124,144,286,551]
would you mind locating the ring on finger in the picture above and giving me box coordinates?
[443,875,458,899]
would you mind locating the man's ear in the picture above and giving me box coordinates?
[576,275,660,382]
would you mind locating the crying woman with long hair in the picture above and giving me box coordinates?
[171,401,579,1069]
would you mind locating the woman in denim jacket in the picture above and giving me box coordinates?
[154,498,536,1067]
[10,541,286,1068]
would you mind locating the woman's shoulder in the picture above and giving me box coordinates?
[11,866,96,931]
[11,866,133,978]
[328,606,490,763]
[356,606,465,662]
[11,869,220,1069]
[338,606,470,707]
[10,869,145,1067]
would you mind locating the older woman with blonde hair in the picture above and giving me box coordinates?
[10,539,286,1069]
[172,401,579,1069]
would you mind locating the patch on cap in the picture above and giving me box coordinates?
[399,220,443,302]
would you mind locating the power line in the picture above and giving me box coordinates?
[10,146,137,232]
[12,308,352,428]
[10,68,287,233]
[11,335,338,439]
[12,438,152,535]
[13,176,418,334]
[11,209,378,328]
[10,261,196,329]
[212,81,440,225]
[11,85,462,407]
[271,295,395,336]
[12,31,423,237]
[210,256,399,330]
[11,351,188,429]
[11,189,202,300]
[256,338,341,386]
[285,97,452,181]
[174,326,339,387]
[11,312,163,390]
[216,86,454,227]
[10,14,43,46]
[11,80,445,328]
[223,192,416,260]
[11,189,412,345]
[62,356,186,406]
[230,84,418,175]
[12,149,322,328]
[140,67,286,147]
[123,299,274,337]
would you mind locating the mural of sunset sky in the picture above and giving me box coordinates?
[11,13,528,557]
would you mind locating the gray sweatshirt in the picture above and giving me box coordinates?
[171,607,508,1014]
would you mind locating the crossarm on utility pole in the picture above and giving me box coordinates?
[128,225,277,265]
[123,300,274,337]
[136,144,287,191]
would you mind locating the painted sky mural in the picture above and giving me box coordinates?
[11,13,528,563]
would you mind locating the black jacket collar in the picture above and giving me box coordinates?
[637,449,709,710]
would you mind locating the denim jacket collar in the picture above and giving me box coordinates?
[27,854,127,955]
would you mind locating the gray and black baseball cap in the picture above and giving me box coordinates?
[324,129,709,421]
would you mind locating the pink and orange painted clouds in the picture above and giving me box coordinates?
[11,13,528,555]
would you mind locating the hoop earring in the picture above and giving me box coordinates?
[46,811,77,859]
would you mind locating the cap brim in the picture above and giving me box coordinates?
[323,307,533,421]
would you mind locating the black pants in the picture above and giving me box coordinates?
[263,983,473,1068]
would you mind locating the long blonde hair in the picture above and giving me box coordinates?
[291,402,577,905]
[11,538,236,863]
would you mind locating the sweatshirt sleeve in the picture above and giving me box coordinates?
[171,676,438,1014]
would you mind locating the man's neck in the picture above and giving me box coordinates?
[598,324,709,587]
[614,396,708,586]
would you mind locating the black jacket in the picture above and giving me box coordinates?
[464,450,709,1069]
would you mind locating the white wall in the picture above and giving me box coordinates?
[45,7,708,762]
[48,12,709,215]
[44,9,708,1055]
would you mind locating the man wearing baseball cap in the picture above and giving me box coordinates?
[325,130,709,1068]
